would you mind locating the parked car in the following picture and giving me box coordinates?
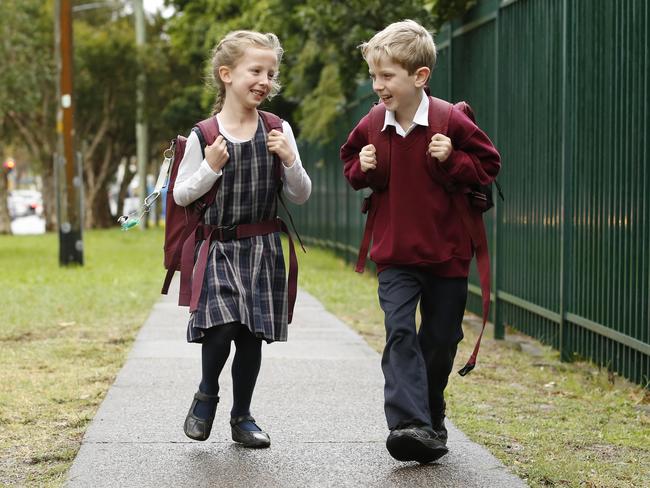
[8,189,43,219]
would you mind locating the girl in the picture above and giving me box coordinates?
[173,30,311,448]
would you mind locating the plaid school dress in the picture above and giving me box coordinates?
[187,117,288,343]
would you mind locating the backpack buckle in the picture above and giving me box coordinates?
[217,224,238,241]
[361,195,371,214]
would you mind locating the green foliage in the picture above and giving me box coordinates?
[0,0,56,124]
[0,0,57,170]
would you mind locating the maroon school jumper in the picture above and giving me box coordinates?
[340,105,501,276]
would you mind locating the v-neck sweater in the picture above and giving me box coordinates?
[341,105,501,276]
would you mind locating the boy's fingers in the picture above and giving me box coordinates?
[431,133,450,143]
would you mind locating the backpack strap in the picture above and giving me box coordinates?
[453,190,491,376]
[426,97,491,376]
[366,104,391,191]
[258,112,305,305]
[173,117,222,307]
[194,116,223,208]
[428,96,454,134]
[354,104,390,273]
[259,110,283,182]
[259,110,306,253]
[161,118,222,297]
[355,192,377,273]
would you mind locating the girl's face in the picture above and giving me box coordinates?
[221,47,278,110]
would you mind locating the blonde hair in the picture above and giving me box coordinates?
[210,30,284,114]
[359,20,436,74]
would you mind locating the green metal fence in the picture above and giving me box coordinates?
[287,0,650,386]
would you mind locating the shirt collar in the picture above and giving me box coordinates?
[381,90,429,137]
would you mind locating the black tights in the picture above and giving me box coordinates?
[198,323,262,418]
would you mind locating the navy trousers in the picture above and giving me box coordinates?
[377,267,467,430]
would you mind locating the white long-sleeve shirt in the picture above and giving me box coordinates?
[173,115,311,207]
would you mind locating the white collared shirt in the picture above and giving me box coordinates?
[381,90,429,137]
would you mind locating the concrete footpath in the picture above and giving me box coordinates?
[65,280,527,487]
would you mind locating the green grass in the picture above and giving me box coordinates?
[296,245,650,488]
[0,228,164,486]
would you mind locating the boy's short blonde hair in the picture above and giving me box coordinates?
[359,20,436,74]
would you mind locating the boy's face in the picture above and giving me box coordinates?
[368,56,428,117]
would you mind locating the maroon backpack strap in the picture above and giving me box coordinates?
[426,97,491,375]
[454,190,491,376]
[195,116,221,145]
[427,96,454,135]
[259,110,283,131]
[193,116,222,207]
[259,110,284,182]
[354,104,390,273]
[366,104,390,191]
[355,193,377,273]
[258,110,306,253]
[173,117,222,307]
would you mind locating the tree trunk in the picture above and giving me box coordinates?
[41,157,57,232]
[0,171,12,235]
[117,157,136,219]
[91,182,114,228]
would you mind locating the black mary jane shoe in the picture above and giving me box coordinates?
[183,391,219,441]
[230,415,271,448]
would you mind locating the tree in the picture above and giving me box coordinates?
[0,0,58,231]
[73,7,193,227]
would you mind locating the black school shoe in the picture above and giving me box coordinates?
[432,415,448,445]
[183,391,219,441]
[230,415,271,448]
[386,426,448,463]
[432,401,448,444]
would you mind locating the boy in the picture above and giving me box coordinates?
[340,20,500,463]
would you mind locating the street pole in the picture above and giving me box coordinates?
[55,0,83,265]
[134,0,149,228]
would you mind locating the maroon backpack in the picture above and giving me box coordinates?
[160,111,293,307]
[359,97,497,375]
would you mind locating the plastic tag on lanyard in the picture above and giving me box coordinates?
[117,143,174,230]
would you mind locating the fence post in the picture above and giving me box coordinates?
[492,2,504,340]
[559,0,574,362]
